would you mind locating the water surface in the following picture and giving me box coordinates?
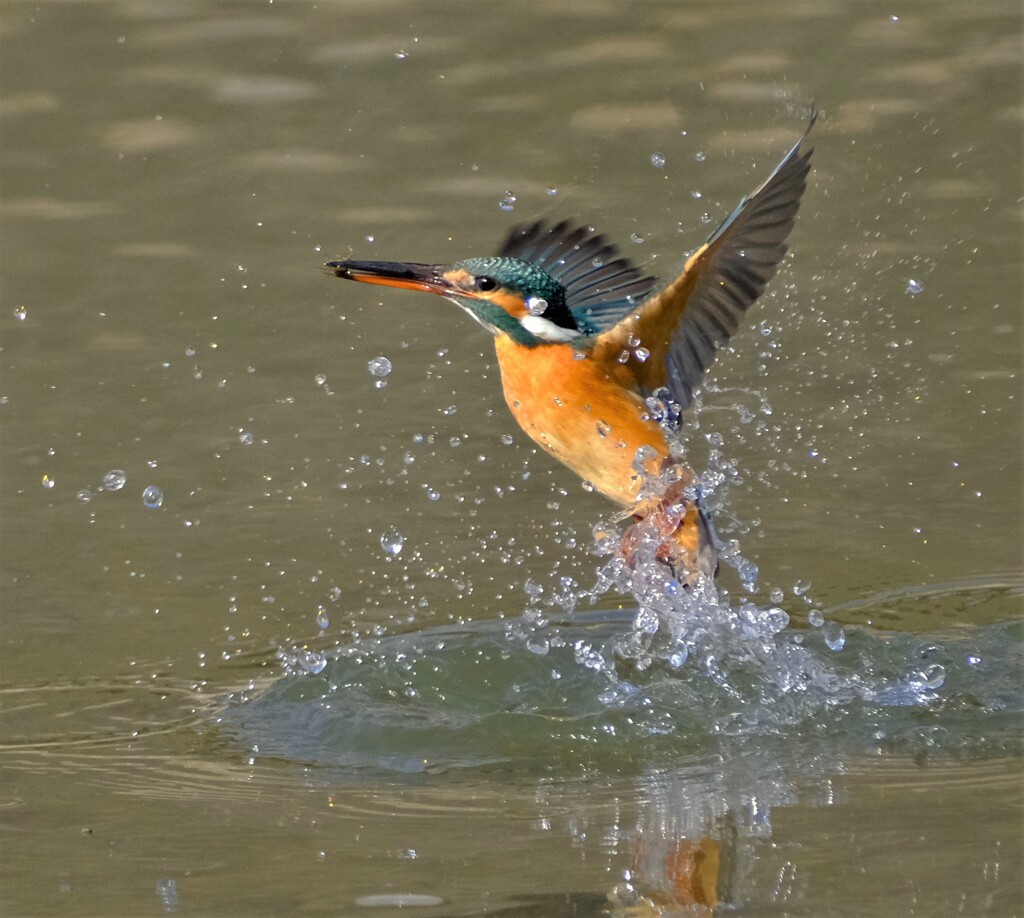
[2,1,1021,915]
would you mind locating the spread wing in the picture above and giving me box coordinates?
[498,219,658,334]
[592,118,815,411]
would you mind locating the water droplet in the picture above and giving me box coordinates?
[920,663,945,688]
[441,405,457,416]
[500,433,514,446]
[574,640,607,671]
[595,420,611,438]
[634,346,650,362]
[380,527,405,555]
[635,608,659,634]
[700,212,712,224]
[650,153,666,169]
[694,151,706,163]
[807,609,824,627]
[525,296,547,316]
[546,186,558,196]
[905,278,924,296]
[367,356,392,377]
[668,647,688,669]
[580,480,595,493]
[526,637,549,656]
[737,559,759,590]
[297,649,327,674]
[769,586,784,604]
[156,879,178,912]
[142,485,164,509]
[966,653,982,666]
[315,606,330,630]
[630,232,645,244]
[822,621,846,652]
[41,474,54,490]
[792,579,811,596]
[239,431,254,446]
[103,469,127,491]
[498,191,517,212]
[764,607,790,633]
[394,49,408,60]
[524,578,544,598]
[13,306,27,321]
[76,488,92,504]
[314,373,327,386]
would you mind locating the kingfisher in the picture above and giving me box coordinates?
[326,121,814,585]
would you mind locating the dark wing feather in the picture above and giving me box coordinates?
[593,116,815,411]
[497,219,658,333]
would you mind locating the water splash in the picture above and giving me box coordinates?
[223,597,1021,773]
[515,455,931,734]
[223,418,1021,772]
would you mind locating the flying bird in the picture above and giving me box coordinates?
[327,120,814,584]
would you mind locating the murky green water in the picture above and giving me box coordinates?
[2,1,1021,915]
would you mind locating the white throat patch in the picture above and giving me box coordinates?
[520,314,579,342]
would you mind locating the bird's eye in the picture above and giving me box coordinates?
[474,276,498,292]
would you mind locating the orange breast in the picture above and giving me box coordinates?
[493,337,671,507]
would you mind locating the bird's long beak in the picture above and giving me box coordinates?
[325,260,457,297]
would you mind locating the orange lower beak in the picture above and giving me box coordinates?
[325,260,457,297]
